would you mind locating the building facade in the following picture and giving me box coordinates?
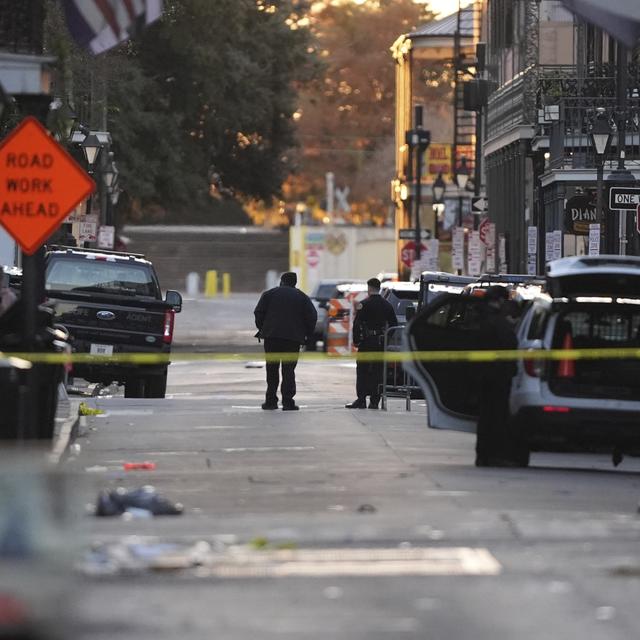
[482,0,640,272]
[391,3,481,278]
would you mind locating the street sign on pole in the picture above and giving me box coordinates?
[472,195,488,215]
[478,217,491,244]
[608,186,640,211]
[398,228,431,240]
[0,117,95,255]
[400,241,427,269]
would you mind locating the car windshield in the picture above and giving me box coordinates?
[46,259,158,297]
[314,284,340,300]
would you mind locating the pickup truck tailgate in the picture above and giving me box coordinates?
[50,295,169,351]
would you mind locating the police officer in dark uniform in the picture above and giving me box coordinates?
[475,286,522,466]
[254,272,317,411]
[345,278,397,409]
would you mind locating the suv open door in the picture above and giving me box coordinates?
[402,294,487,433]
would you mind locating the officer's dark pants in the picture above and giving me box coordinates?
[264,338,300,406]
[356,338,383,402]
[476,373,512,463]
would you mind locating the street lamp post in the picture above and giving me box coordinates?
[604,41,636,256]
[406,105,431,261]
[455,156,470,227]
[431,172,446,240]
[589,108,612,254]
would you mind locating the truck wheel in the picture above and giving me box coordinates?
[124,378,145,398]
[145,371,168,399]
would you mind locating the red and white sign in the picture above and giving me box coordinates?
[0,117,95,254]
[306,247,321,268]
[479,217,491,245]
[400,241,427,268]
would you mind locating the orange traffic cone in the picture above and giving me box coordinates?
[557,332,575,378]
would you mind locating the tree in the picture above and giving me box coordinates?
[287,0,433,223]
[45,0,319,224]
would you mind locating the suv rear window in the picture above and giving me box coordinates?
[557,307,640,348]
[46,258,158,297]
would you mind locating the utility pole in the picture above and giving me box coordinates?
[406,105,430,262]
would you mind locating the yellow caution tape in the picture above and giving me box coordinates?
[2,348,640,365]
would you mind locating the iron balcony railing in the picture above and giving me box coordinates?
[537,97,640,172]
[486,63,640,143]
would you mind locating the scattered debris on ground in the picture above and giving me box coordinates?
[78,402,104,416]
[94,485,183,517]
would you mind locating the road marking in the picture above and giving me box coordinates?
[193,425,253,430]
[423,490,470,497]
[202,547,501,577]
[143,451,203,456]
[102,409,155,416]
[221,446,315,453]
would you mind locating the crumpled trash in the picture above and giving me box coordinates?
[123,461,156,471]
[95,485,183,517]
[79,538,214,575]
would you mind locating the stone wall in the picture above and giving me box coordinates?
[122,225,289,293]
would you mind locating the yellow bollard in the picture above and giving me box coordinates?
[222,272,231,298]
[204,270,218,297]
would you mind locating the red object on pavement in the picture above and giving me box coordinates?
[123,462,157,471]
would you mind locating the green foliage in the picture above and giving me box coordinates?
[45,0,318,224]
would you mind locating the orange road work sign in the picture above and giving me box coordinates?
[0,116,95,255]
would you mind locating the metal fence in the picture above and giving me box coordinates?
[381,325,421,411]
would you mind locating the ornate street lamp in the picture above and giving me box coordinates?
[590,108,612,253]
[81,132,103,169]
[455,156,470,226]
[455,156,470,191]
[432,172,446,203]
[590,108,612,157]
[103,153,119,190]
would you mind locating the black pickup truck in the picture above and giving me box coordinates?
[44,246,182,398]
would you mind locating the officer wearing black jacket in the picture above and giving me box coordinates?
[475,286,520,466]
[346,278,397,409]
[254,272,317,411]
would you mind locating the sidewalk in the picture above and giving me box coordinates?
[50,384,81,464]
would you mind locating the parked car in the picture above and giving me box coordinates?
[380,280,420,325]
[403,255,640,466]
[418,271,475,311]
[462,273,545,300]
[307,279,364,350]
[44,246,182,398]
[376,271,398,283]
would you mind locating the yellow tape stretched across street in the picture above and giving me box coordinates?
[2,348,640,365]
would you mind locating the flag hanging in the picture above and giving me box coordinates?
[62,0,164,55]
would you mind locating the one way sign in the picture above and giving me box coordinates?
[472,195,488,214]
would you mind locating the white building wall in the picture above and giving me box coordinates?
[290,226,396,294]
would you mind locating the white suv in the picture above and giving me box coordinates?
[403,256,640,466]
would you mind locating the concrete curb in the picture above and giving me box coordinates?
[49,384,82,465]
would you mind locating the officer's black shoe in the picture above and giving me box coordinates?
[282,403,300,411]
[368,397,380,409]
[345,399,367,409]
[261,402,278,410]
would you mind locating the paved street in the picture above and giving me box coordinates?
[65,295,640,639]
